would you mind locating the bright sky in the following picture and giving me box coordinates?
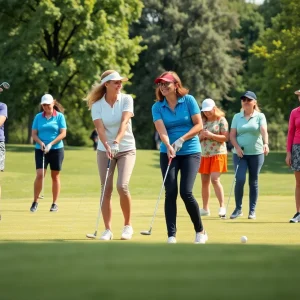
[245,0,265,4]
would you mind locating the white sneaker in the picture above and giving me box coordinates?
[219,207,226,217]
[121,225,133,240]
[194,231,208,244]
[200,208,210,216]
[99,229,113,240]
[167,236,177,244]
[290,212,300,223]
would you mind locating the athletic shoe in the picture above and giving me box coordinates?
[194,231,208,244]
[100,229,113,240]
[121,225,133,240]
[289,212,300,223]
[30,202,38,213]
[50,203,58,212]
[248,211,256,219]
[218,207,226,217]
[200,208,211,216]
[167,236,177,244]
[230,209,243,219]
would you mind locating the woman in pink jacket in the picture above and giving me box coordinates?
[286,89,300,223]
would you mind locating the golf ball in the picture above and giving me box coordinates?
[241,236,248,243]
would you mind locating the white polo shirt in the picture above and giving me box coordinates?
[91,93,136,152]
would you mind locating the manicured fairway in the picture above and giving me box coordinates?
[0,145,299,299]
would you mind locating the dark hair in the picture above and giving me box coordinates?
[155,71,189,101]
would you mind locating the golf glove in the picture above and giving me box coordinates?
[44,143,52,153]
[111,143,119,157]
[173,137,185,152]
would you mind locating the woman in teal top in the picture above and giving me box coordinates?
[152,71,208,244]
[229,91,269,219]
[30,94,67,213]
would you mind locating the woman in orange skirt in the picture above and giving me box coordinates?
[199,98,229,217]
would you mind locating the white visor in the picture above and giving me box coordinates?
[100,72,128,85]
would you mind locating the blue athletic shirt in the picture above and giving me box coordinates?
[152,94,201,155]
[32,110,67,149]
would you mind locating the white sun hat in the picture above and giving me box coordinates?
[294,89,300,95]
[201,98,216,112]
[100,71,128,85]
[41,94,54,105]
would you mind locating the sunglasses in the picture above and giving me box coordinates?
[157,82,174,88]
[241,97,254,102]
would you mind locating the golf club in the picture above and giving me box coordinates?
[221,147,244,219]
[39,153,45,199]
[140,157,173,236]
[86,158,111,239]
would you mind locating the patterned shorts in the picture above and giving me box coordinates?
[291,144,300,171]
[0,142,5,171]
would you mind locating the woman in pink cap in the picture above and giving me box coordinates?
[286,89,300,223]
[152,71,207,244]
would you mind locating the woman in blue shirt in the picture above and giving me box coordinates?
[30,94,67,213]
[152,71,208,244]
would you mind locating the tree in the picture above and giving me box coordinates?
[222,0,264,126]
[249,0,300,120]
[129,0,243,148]
[0,0,143,144]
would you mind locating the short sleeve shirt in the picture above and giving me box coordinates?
[0,102,7,142]
[201,117,228,157]
[91,93,136,152]
[231,110,267,155]
[152,94,201,155]
[32,110,67,149]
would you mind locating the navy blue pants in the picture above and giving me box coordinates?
[160,152,203,237]
[233,153,264,212]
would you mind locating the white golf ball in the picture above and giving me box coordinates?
[241,236,248,243]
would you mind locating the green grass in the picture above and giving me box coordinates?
[0,145,298,299]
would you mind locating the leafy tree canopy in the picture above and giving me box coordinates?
[0,0,143,144]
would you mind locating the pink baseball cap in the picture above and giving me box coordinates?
[154,73,176,84]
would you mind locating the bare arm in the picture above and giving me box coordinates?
[260,124,269,155]
[230,128,243,157]
[202,130,228,143]
[49,128,67,145]
[0,116,6,127]
[114,111,133,143]
[32,129,45,149]
[93,118,111,158]
[181,114,203,142]
[154,120,176,157]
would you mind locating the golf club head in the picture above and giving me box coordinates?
[86,233,97,239]
[140,230,151,236]
[0,82,10,89]
[38,195,44,199]
[220,215,226,220]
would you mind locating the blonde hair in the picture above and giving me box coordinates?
[85,70,116,109]
[201,106,225,122]
[241,100,261,112]
[155,71,189,101]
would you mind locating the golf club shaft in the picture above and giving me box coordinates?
[41,153,45,198]
[148,157,173,230]
[93,158,111,235]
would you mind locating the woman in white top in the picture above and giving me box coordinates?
[86,70,136,241]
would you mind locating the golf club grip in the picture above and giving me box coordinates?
[168,157,173,166]
[107,159,111,168]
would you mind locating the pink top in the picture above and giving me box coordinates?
[287,107,300,151]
